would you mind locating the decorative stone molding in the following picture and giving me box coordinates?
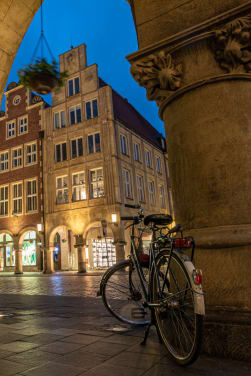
[130,50,182,104]
[214,16,251,73]
[32,95,43,104]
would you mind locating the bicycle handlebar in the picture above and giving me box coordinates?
[168,224,182,234]
[121,216,137,221]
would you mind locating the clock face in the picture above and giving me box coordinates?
[13,95,21,105]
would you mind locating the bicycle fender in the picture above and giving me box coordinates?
[184,260,205,316]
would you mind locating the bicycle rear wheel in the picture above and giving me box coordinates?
[152,249,203,365]
[101,259,150,326]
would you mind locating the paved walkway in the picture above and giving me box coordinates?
[0,274,250,375]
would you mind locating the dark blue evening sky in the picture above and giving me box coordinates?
[1,0,165,136]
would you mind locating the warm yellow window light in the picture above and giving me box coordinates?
[37,223,43,232]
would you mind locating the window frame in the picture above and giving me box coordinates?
[120,134,128,156]
[148,180,155,205]
[137,175,145,202]
[55,142,67,163]
[6,120,16,139]
[25,142,37,166]
[12,181,23,215]
[26,178,38,213]
[68,77,80,96]
[156,156,162,174]
[11,146,23,170]
[0,185,9,217]
[53,110,66,130]
[145,150,152,168]
[85,99,99,120]
[56,175,69,204]
[159,185,165,209]
[123,169,132,199]
[87,133,101,154]
[72,171,86,202]
[0,150,9,173]
[89,168,104,199]
[134,143,141,162]
[70,137,83,159]
[18,116,28,135]
[69,105,82,125]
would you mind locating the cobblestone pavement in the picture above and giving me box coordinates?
[0,273,249,375]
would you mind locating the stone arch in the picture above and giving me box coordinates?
[0,229,15,238]
[19,226,42,245]
[0,1,44,102]
[83,221,114,241]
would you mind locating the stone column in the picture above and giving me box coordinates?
[43,246,54,274]
[74,235,87,273]
[127,1,251,360]
[15,240,23,275]
[114,241,126,262]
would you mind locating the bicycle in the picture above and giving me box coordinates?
[97,204,205,365]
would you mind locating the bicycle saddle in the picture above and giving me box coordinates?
[144,214,173,226]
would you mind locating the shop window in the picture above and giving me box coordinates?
[0,186,8,216]
[25,143,37,165]
[54,110,66,129]
[87,133,101,154]
[19,116,28,135]
[89,168,104,198]
[72,172,86,201]
[69,105,82,125]
[0,151,9,172]
[12,182,22,214]
[56,176,68,204]
[26,180,37,212]
[68,77,80,96]
[92,238,116,268]
[85,99,98,119]
[22,231,37,266]
[12,147,22,169]
[55,142,67,162]
[0,234,14,268]
[71,138,83,159]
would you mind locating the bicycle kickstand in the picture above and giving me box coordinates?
[140,309,162,346]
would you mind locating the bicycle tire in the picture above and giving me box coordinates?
[151,249,204,365]
[101,259,150,326]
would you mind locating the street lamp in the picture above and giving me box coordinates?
[111,213,117,223]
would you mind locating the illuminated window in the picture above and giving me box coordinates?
[12,147,22,169]
[72,172,86,201]
[26,180,37,212]
[56,176,68,204]
[22,231,37,266]
[0,186,8,216]
[12,182,22,214]
[25,142,37,165]
[90,168,104,198]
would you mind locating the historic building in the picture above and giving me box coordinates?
[0,82,47,273]
[42,44,171,273]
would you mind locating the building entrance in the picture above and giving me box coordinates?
[53,233,61,271]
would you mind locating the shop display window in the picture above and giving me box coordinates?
[22,231,37,266]
[92,238,116,268]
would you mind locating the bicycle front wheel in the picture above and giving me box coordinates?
[101,259,150,326]
[151,249,203,365]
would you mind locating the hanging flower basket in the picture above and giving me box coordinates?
[18,58,68,95]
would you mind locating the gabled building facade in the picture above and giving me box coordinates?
[0,83,46,273]
[42,44,172,273]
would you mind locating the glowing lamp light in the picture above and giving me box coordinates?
[37,223,43,232]
[112,214,117,223]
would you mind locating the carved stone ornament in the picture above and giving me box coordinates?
[215,16,251,73]
[130,50,182,104]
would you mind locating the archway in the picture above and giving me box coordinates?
[49,225,76,271]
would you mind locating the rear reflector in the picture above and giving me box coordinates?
[174,238,192,248]
[192,269,203,285]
